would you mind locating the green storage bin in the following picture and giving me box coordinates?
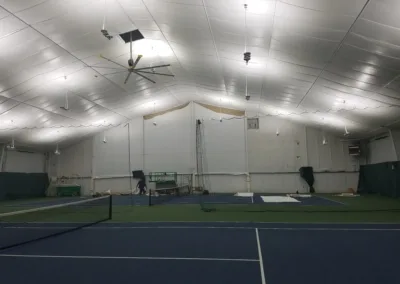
[56,185,81,197]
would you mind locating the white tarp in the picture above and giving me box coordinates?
[235,192,254,197]
[261,196,300,203]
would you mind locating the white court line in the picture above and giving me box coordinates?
[255,228,266,284]
[4,226,400,231]
[2,226,255,230]
[18,221,400,224]
[315,195,346,205]
[0,254,258,262]
[258,228,400,231]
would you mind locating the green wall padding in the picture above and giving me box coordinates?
[358,162,400,198]
[0,172,49,200]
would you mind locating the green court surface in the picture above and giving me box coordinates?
[112,194,400,223]
[2,194,400,223]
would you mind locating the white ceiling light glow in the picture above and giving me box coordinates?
[0,0,399,147]
[132,40,173,58]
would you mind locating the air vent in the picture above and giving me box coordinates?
[247,118,259,130]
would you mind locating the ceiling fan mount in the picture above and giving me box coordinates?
[94,30,174,84]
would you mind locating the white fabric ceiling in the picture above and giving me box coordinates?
[1,0,400,149]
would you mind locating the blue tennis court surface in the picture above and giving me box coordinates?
[112,193,343,206]
[1,222,400,284]
[0,194,343,208]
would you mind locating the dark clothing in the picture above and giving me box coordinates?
[137,180,146,195]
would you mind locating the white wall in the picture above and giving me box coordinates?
[92,124,131,194]
[144,105,193,173]
[246,117,358,193]
[390,130,400,161]
[48,138,93,195]
[306,127,357,171]
[194,104,247,192]
[367,133,397,164]
[47,102,360,195]
[195,104,246,173]
[248,116,307,172]
[4,150,45,173]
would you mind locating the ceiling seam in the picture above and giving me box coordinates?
[320,78,400,104]
[277,0,361,17]
[295,0,371,108]
[200,0,230,98]
[267,0,277,58]
[139,0,184,70]
[0,4,131,104]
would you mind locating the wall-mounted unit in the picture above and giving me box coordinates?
[247,118,259,130]
[349,145,361,156]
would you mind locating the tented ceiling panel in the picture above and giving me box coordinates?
[1,0,400,148]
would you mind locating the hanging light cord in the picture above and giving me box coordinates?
[102,0,107,30]
[244,4,250,99]
[244,4,248,53]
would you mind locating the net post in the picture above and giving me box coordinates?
[148,189,152,206]
[109,195,113,219]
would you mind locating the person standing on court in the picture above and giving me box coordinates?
[137,179,147,195]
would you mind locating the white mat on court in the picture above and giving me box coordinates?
[234,192,254,197]
[261,196,300,203]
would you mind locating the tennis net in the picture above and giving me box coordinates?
[0,195,112,251]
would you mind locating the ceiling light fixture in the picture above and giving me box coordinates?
[61,90,69,111]
[7,138,15,150]
[344,125,350,137]
[54,144,61,155]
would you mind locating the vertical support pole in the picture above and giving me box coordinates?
[109,195,113,219]
[127,123,133,204]
[244,111,251,192]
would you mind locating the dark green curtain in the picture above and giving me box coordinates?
[358,162,400,198]
[0,172,49,200]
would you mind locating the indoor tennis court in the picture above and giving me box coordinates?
[2,0,400,283]
[1,222,400,284]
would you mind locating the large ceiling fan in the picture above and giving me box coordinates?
[96,30,174,84]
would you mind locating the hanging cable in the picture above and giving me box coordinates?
[243,4,251,65]
[244,4,251,100]
[102,0,107,30]
[101,0,113,40]
[219,98,223,122]
[244,4,247,53]
[153,102,157,125]
[245,73,249,100]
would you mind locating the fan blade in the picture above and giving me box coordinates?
[103,70,129,76]
[91,66,126,70]
[131,55,143,69]
[136,70,174,77]
[100,55,129,69]
[124,72,132,84]
[134,64,171,71]
[133,71,156,84]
